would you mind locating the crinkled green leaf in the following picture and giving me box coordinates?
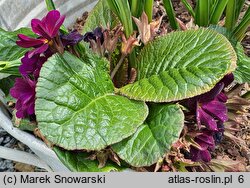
[0,27,35,75]
[82,0,118,33]
[119,29,236,102]
[53,147,123,172]
[207,26,250,84]
[234,43,250,83]
[36,52,148,150]
[112,104,184,167]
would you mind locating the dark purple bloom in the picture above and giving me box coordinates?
[84,27,104,44]
[190,131,215,162]
[61,30,84,46]
[16,10,65,58]
[187,74,234,163]
[10,78,36,119]
[19,52,47,78]
[190,74,234,130]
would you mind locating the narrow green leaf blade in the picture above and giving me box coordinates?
[112,104,184,167]
[119,29,237,102]
[53,147,123,172]
[36,52,148,150]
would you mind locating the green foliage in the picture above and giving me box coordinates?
[53,147,123,172]
[107,0,133,38]
[36,52,148,150]
[0,76,16,96]
[162,0,179,30]
[210,0,229,24]
[82,0,118,33]
[195,0,210,26]
[119,29,236,102]
[208,26,250,83]
[112,104,184,167]
[234,43,250,83]
[0,28,34,76]
[233,6,250,41]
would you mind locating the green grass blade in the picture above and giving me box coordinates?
[130,0,138,17]
[45,0,56,10]
[225,0,237,30]
[107,0,134,38]
[235,0,245,22]
[180,0,195,18]
[195,0,210,26]
[162,0,179,30]
[144,0,154,22]
[234,6,250,41]
[210,0,229,24]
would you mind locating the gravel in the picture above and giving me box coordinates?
[0,126,46,172]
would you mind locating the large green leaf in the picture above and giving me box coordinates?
[53,147,123,172]
[207,26,250,83]
[0,28,35,75]
[82,0,118,33]
[36,52,148,150]
[119,29,236,102]
[112,104,184,167]
[234,43,250,83]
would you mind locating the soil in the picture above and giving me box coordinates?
[70,0,250,171]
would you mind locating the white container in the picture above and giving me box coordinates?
[0,0,98,31]
[0,0,98,171]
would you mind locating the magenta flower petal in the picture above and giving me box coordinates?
[19,53,39,76]
[200,150,211,162]
[196,133,215,148]
[199,82,224,103]
[31,19,51,39]
[31,10,65,39]
[28,43,49,58]
[202,101,228,122]
[16,34,45,48]
[190,146,212,162]
[220,73,234,87]
[216,92,228,103]
[10,78,36,119]
[197,107,218,131]
[19,52,47,77]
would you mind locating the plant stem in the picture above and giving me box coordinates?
[111,55,126,79]
[162,0,179,30]
[210,0,229,24]
[234,6,250,41]
[195,0,210,26]
[180,0,195,18]
[144,0,154,22]
[107,0,134,38]
[131,0,138,17]
[225,0,237,30]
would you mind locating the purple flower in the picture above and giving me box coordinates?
[190,131,215,162]
[83,27,104,44]
[16,10,65,58]
[19,52,47,78]
[187,74,234,163]
[10,78,36,119]
[61,30,84,46]
[189,74,234,130]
